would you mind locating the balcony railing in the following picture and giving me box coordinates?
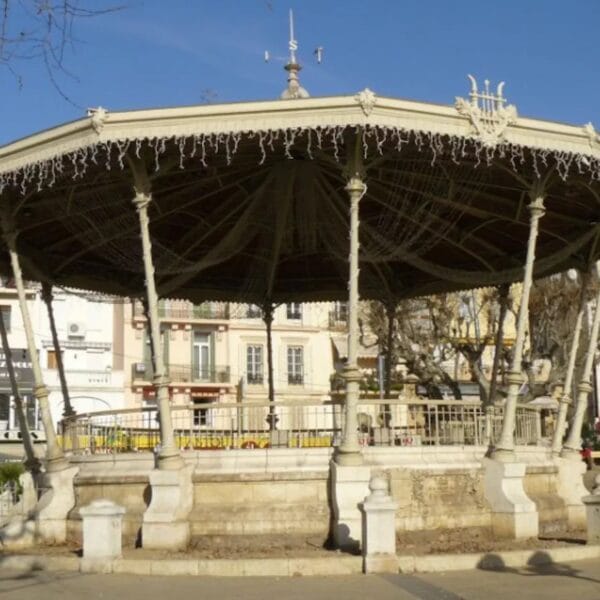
[133,301,229,320]
[328,310,348,330]
[131,363,230,384]
[59,398,546,454]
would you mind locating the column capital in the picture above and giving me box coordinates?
[577,381,593,395]
[132,189,152,212]
[33,384,50,400]
[345,175,366,197]
[505,370,524,387]
[342,365,361,382]
[528,194,545,218]
[558,393,572,406]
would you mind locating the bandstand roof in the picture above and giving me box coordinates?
[0,89,599,303]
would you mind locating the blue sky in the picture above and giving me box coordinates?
[1,0,599,144]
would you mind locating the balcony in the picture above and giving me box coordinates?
[328,309,348,331]
[131,363,231,385]
[133,301,229,321]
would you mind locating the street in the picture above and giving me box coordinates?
[0,558,599,599]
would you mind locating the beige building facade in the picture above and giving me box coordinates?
[123,300,337,410]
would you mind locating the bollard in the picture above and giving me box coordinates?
[359,475,398,573]
[583,474,600,544]
[80,499,126,560]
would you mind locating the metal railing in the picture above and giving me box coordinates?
[131,363,231,384]
[133,301,229,320]
[59,399,545,455]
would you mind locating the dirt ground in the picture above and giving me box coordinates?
[1,528,588,560]
[396,527,587,555]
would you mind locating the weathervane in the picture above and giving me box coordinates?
[265,9,323,100]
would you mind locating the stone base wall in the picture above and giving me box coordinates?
[66,446,572,543]
[389,467,491,532]
[524,465,568,534]
[190,472,330,536]
[68,475,149,544]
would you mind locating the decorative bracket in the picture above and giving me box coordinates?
[355,88,377,117]
[584,122,599,149]
[87,106,108,134]
[455,75,517,147]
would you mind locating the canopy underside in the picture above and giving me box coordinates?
[0,123,598,303]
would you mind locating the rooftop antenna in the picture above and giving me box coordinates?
[264,9,322,99]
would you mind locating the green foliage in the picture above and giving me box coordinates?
[0,462,24,488]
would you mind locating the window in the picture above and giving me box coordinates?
[287,303,302,320]
[0,394,8,422]
[246,304,262,319]
[287,346,304,385]
[193,332,211,380]
[192,397,214,427]
[47,350,58,369]
[0,306,10,332]
[246,345,264,384]
[334,302,347,322]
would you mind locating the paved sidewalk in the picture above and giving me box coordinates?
[0,558,599,599]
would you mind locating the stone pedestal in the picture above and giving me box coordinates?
[582,474,600,544]
[80,499,125,559]
[482,458,538,539]
[330,461,370,551]
[35,465,79,543]
[359,476,398,574]
[554,456,587,529]
[142,465,193,550]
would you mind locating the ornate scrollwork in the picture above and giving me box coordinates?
[455,76,517,147]
[87,106,108,134]
[355,88,377,117]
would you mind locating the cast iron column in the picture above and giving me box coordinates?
[493,192,545,460]
[336,175,366,466]
[551,271,587,455]
[133,189,183,470]
[1,222,67,472]
[562,265,600,459]
[41,282,74,418]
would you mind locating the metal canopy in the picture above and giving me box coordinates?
[0,92,598,303]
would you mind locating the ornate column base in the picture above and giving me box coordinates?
[483,457,538,539]
[142,465,193,550]
[554,456,587,529]
[334,366,363,467]
[35,465,79,543]
[329,460,371,552]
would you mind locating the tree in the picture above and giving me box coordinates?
[361,272,594,409]
[524,271,592,402]
[361,295,466,399]
[0,1,120,99]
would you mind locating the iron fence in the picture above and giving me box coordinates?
[59,398,544,455]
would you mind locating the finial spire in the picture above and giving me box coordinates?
[288,8,297,64]
[265,9,322,100]
[281,9,308,99]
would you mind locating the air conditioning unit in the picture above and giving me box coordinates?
[67,322,86,338]
[135,362,147,374]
